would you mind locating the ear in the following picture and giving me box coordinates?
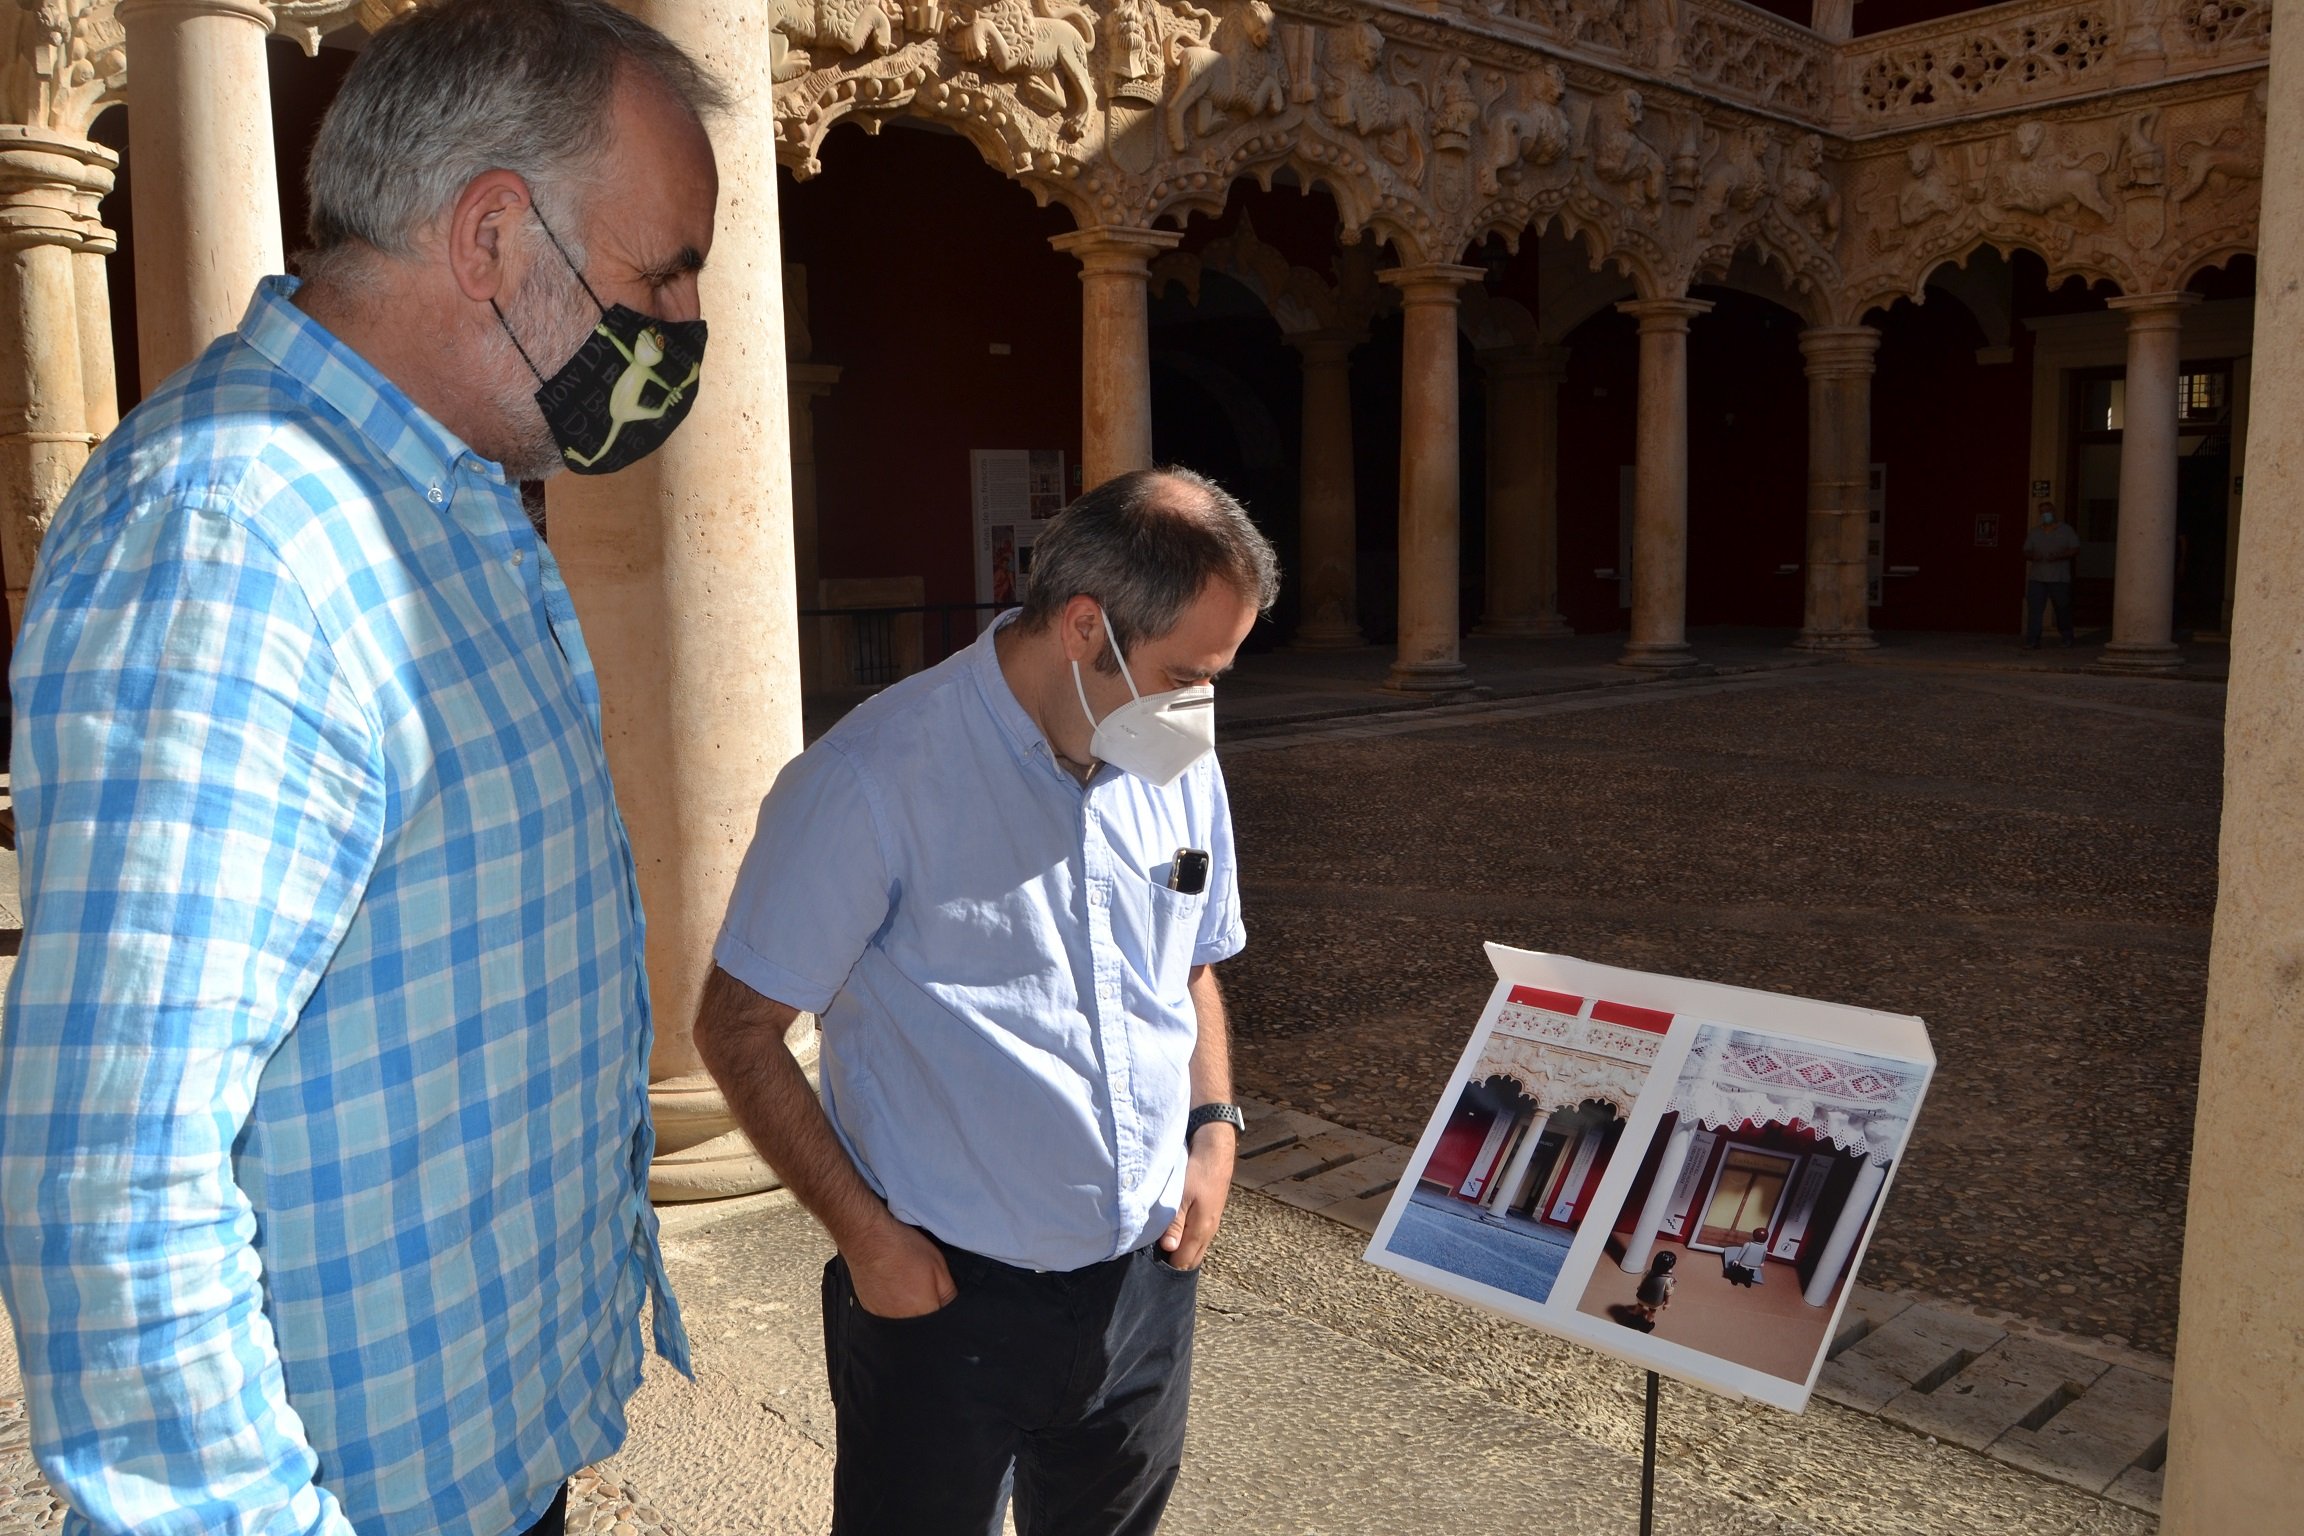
[1058,594,1104,664]
[444,170,538,306]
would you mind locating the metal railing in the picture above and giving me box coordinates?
[798,601,1011,688]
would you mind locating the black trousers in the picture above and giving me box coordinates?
[2025,578,2075,644]
[822,1237,1200,1536]
[513,1485,567,1536]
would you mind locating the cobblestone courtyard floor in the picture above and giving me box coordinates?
[1218,656,2220,1359]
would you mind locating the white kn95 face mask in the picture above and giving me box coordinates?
[1072,606,1216,787]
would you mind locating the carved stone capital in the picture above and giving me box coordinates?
[1797,323,1880,378]
[1377,260,1482,303]
[0,126,118,254]
[1616,295,1713,332]
[1050,223,1184,276]
[115,0,275,29]
[1284,327,1365,364]
[2107,289,2203,327]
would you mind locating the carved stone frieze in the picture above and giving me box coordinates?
[5,0,123,134]
[1849,6,2120,126]
[1840,72,2260,319]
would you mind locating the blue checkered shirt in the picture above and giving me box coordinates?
[0,277,690,1536]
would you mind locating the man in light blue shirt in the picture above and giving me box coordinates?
[697,468,1279,1535]
[0,4,724,1533]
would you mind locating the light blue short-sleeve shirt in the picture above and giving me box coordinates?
[714,614,1245,1271]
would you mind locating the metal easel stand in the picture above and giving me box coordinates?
[1640,1370,1661,1535]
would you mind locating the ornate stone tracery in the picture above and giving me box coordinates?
[1668,1028,1923,1168]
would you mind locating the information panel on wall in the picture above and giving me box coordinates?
[1364,945,1933,1414]
[972,449,1068,607]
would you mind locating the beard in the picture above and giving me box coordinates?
[474,226,598,483]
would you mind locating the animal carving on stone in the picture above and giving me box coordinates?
[1482,60,1571,195]
[949,0,1100,138]
[1164,0,1288,150]
[1587,88,1666,208]
[1319,22,1427,185]
[1896,140,1966,229]
[1700,124,1773,232]
[1778,132,1839,235]
[1990,119,2116,224]
[770,0,896,82]
[2173,79,2265,201]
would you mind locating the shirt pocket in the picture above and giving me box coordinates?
[1139,875,1207,1002]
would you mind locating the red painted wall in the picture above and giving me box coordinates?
[781,126,1084,609]
[1422,1093,1499,1192]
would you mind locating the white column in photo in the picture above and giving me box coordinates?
[1795,325,1880,651]
[1621,1115,1698,1273]
[116,0,285,390]
[1800,1154,1888,1307]
[1287,328,1366,648]
[1484,1106,1547,1216]
[2098,291,2200,672]
[1051,225,1182,491]
[1379,262,1483,694]
[1617,297,1712,668]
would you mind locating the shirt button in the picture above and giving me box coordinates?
[512,550,526,568]
[426,485,445,505]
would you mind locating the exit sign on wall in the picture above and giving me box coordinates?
[1974,515,2000,548]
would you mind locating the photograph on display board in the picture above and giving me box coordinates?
[1365,945,1932,1413]
[1373,983,1670,1307]
[1573,1024,1929,1386]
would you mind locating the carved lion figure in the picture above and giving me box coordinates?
[949,0,1099,137]
[1484,59,1570,193]
[1992,119,2115,224]
[1319,22,1426,185]
[1164,0,1288,151]
[1778,132,1839,235]
[1588,87,1665,207]
[2174,79,2266,202]
[769,0,896,82]
[1701,124,1774,231]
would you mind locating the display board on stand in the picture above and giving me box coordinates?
[972,449,1068,607]
[1365,944,1933,1416]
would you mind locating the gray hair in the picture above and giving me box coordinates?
[301,0,728,274]
[1018,467,1281,668]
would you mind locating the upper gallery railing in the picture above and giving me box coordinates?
[1840,0,2271,131]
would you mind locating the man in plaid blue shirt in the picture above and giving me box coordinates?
[0,4,726,1532]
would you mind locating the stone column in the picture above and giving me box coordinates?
[1475,343,1572,639]
[1617,298,1712,669]
[2164,12,2304,1519]
[1484,1105,1547,1216]
[1795,326,1881,651]
[1379,263,1482,694]
[547,5,797,1200]
[1050,226,1182,491]
[0,128,117,635]
[1621,1114,1697,1273]
[1800,1155,1887,1306]
[2099,292,2199,673]
[1286,329,1365,648]
[117,0,284,391]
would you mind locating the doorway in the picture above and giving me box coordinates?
[1694,1146,1796,1250]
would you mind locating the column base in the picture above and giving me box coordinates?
[647,1017,819,1202]
[1793,628,1878,652]
[1383,658,1481,696]
[1473,616,1575,639]
[1617,640,1698,671]
[1290,622,1370,650]
[650,1127,780,1203]
[2095,641,2184,674]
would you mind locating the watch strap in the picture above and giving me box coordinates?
[1186,1101,1246,1145]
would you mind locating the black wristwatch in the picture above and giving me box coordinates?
[1186,1102,1246,1145]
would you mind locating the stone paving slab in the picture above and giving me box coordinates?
[1992,1365,2173,1498]
[1814,1303,2009,1414]
[1879,1335,2109,1452]
[1283,1145,1409,1207]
